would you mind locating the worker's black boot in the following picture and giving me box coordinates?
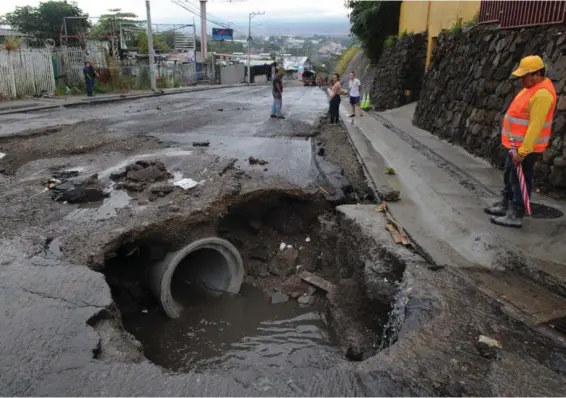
[484,199,509,216]
[490,204,524,228]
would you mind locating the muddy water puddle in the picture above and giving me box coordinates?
[123,283,342,377]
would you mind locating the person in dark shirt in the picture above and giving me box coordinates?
[83,61,98,97]
[271,69,285,119]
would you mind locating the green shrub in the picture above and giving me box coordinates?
[336,46,360,76]
[384,35,398,48]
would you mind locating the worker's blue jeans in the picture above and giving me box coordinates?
[502,151,538,208]
[85,78,95,96]
[272,97,282,117]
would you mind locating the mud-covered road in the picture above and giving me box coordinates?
[1,85,565,396]
[0,85,361,396]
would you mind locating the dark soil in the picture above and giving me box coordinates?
[0,122,163,175]
[315,117,375,203]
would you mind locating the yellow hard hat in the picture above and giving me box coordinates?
[511,55,545,77]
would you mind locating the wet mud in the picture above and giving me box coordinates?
[0,122,163,175]
[2,87,566,396]
[101,189,391,375]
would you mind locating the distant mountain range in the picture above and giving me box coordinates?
[159,17,351,37]
[250,18,351,36]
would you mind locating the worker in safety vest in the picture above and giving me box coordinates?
[485,55,556,228]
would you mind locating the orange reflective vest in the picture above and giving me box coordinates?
[501,78,556,152]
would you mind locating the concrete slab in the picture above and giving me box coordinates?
[339,102,566,321]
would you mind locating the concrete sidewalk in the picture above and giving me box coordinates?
[340,102,566,336]
[0,83,261,116]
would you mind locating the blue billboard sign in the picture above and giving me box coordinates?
[212,28,233,41]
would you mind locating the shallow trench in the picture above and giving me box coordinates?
[97,190,407,378]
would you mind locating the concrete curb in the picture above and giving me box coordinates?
[0,83,264,116]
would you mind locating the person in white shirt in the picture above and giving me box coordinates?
[348,71,362,118]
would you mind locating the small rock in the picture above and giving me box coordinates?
[297,294,314,306]
[110,171,127,181]
[476,335,502,359]
[378,185,401,202]
[169,205,181,212]
[270,291,290,305]
[217,108,223,111]
[150,182,174,194]
[269,247,299,277]
[122,182,145,192]
[317,147,325,156]
[192,141,210,147]
[282,275,309,298]
[248,156,268,166]
[156,106,162,110]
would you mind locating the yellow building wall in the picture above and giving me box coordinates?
[398,1,480,69]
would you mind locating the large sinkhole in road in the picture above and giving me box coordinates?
[102,191,396,378]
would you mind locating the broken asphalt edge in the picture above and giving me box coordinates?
[339,105,566,345]
[0,83,266,116]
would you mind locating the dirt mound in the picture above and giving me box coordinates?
[111,160,174,194]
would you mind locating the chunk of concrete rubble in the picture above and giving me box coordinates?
[476,335,503,359]
[269,247,299,277]
[50,173,109,204]
[299,270,335,292]
[281,275,309,298]
[378,185,400,202]
[270,291,290,304]
[297,294,315,306]
[248,156,268,166]
[149,182,174,194]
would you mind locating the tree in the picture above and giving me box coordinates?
[92,9,141,39]
[345,0,401,62]
[3,1,90,46]
[137,32,169,54]
[208,39,245,54]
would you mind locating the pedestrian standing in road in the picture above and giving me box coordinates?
[348,71,362,118]
[328,73,342,124]
[83,61,98,97]
[485,55,556,228]
[271,69,285,119]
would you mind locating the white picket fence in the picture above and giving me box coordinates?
[0,49,56,99]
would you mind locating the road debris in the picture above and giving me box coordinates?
[192,141,210,147]
[113,160,173,192]
[299,271,335,292]
[270,291,290,304]
[48,172,109,204]
[174,178,199,190]
[378,184,400,202]
[298,294,315,306]
[476,335,503,359]
[269,246,299,277]
[248,156,268,166]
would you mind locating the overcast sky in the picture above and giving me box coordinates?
[1,0,350,26]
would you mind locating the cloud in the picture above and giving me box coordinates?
[1,0,348,24]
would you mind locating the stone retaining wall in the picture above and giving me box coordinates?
[373,33,427,111]
[414,24,566,190]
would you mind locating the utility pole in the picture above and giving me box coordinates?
[247,11,264,84]
[145,0,157,91]
[200,0,208,60]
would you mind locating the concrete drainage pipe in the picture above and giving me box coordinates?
[149,237,244,319]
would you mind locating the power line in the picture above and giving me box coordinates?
[172,0,248,36]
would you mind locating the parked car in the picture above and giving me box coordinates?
[301,70,317,87]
